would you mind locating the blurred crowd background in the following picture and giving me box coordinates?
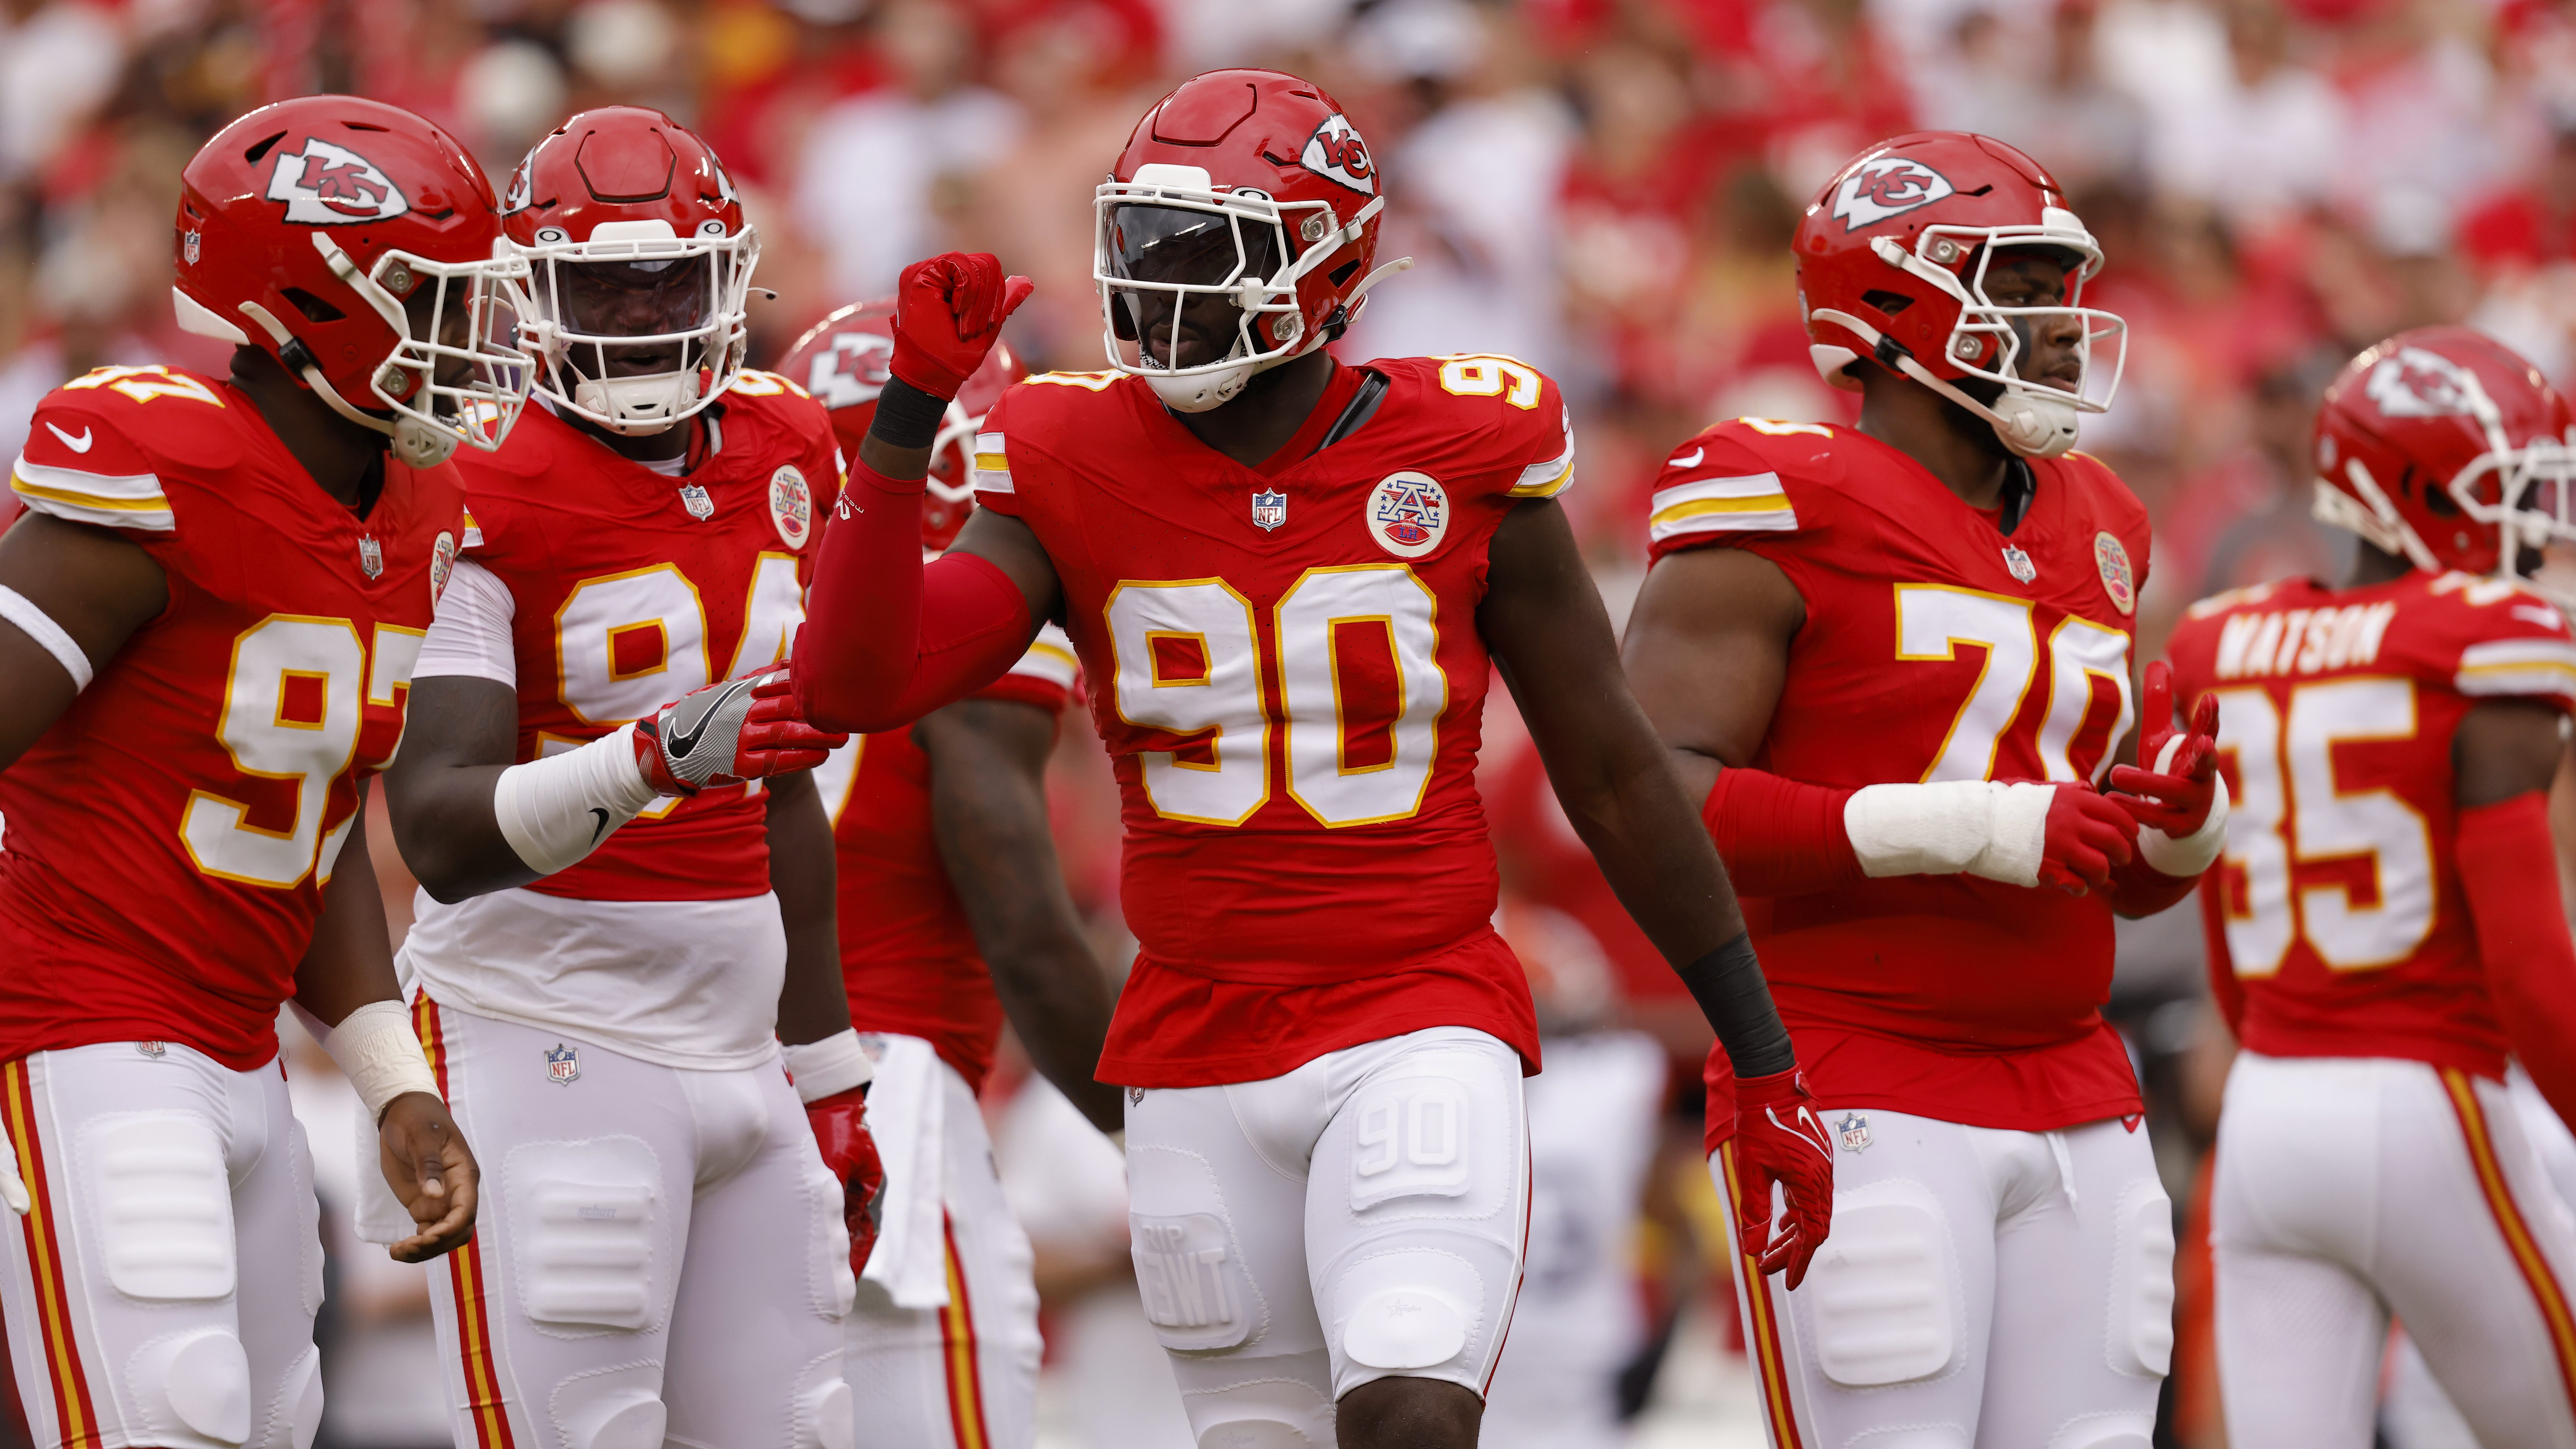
[7,0,2576,1442]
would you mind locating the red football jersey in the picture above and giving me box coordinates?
[816,625,1077,1089]
[1647,419,2153,1144]
[0,365,463,1069]
[451,373,836,900]
[974,355,1579,1087]
[2165,571,2576,1077]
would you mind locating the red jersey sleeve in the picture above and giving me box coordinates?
[972,621,1078,712]
[2419,575,2576,714]
[1643,419,1832,565]
[11,369,247,575]
[970,377,1057,519]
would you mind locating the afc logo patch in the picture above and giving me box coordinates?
[264,138,410,225]
[1830,156,1955,232]
[1368,471,1448,559]
[770,464,813,548]
[430,530,457,605]
[544,1043,580,1085]
[1301,113,1376,196]
[2095,530,2135,615]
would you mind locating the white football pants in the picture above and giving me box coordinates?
[1123,1026,1531,1447]
[412,996,854,1449]
[0,1041,324,1449]
[1714,1108,2172,1449]
[844,1041,1041,1449]
[2214,1052,2576,1449]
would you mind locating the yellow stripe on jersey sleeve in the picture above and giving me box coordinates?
[1647,472,1795,543]
[972,431,1011,494]
[10,457,174,531]
[1007,623,1080,689]
[1509,427,1577,497]
[2457,638,2576,702]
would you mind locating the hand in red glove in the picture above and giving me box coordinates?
[2108,660,2223,838]
[2036,784,2139,894]
[806,1087,882,1276]
[1727,1069,1835,1290]
[633,668,847,797]
[889,252,1035,400]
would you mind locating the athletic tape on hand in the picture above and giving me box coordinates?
[492,724,662,876]
[783,1029,874,1104]
[323,1000,441,1122]
[2138,733,2230,877]
[1843,779,2051,887]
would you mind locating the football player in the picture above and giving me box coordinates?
[791,69,1834,1449]
[0,96,519,1449]
[779,300,1117,1449]
[2165,327,2576,1447]
[1621,131,2226,1446]
[377,107,860,1449]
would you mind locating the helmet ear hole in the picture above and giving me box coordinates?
[1861,289,1913,316]
[280,288,346,323]
[1329,259,1360,287]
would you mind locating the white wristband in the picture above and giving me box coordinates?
[2138,734,2230,877]
[0,585,93,691]
[1843,779,2054,888]
[322,1000,440,1121]
[783,1028,873,1104]
[492,724,662,876]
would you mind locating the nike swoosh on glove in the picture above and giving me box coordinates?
[632,668,847,796]
[889,252,1035,400]
[2038,783,2139,894]
[805,1087,882,1276]
[2108,661,2225,871]
[1728,1069,1835,1290]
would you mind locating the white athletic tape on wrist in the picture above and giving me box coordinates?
[783,1028,873,1103]
[492,724,662,876]
[1844,779,2053,888]
[323,1000,440,1121]
[2138,734,2230,877]
[0,585,93,692]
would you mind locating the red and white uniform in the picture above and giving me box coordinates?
[808,624,1074,1449]
[402,379,854,1449]
[2168,571,2576,1448]
[1652,418,2174,1447]
[1,365,461,1449]
[974,355,1567,1426]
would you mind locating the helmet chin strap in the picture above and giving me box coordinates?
[1145,256,1418,416]
[2314,458,2444,572]
[236,299,461,469]
[1809,306,2079,459]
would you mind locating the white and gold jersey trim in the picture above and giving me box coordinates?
[972,432,1011,495]
[1648,471,1795,544]
[1508,422,1577,498]
[9,456,174,531]
[2457,637,2576,703]
[1010,622,1079,690]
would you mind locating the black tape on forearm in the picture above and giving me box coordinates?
[870,375,949,451]
[1675,931,1796,1080]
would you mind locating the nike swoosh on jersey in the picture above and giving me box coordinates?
[1670,447,1703,469]
[589,807,612,844]
[44,423,93,454]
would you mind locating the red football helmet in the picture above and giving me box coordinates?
[173,96,532,469]
[1094,69,1410,412]
[776,299,1028,551]
[504,106,758,435]
[2312,326,2576,579]
[1796,131,2125,458]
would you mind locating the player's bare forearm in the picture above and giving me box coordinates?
[290,795,405,1024]
[381,675,542,902]
[1621,544,1802,800]
[766,769,852,1046]
[0,511,166,768]
[920,696,1123,1132]
[1482,499,1747,962]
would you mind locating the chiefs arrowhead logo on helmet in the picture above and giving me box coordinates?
[2365,346,2483,419]
[1830,157,1956,231]
[264,138,410,225]
[1300,114,1376,196]
[805,330,893,411]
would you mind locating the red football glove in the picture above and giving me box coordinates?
[632,668,847,797]
[889,252,1035,400]
[1728,1069,1835,1290]
[806,1087,883,1277]
[2036,784,2138,895]
[2108,660,2222,838]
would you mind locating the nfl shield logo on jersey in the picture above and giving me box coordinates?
[2001,544,2036,584]
[357,534,384,580]
[1837,1112,1871,1153]
[679,482,715,521]
[769,465,813,548]
[1368,472,1449,559]
[544,1043,580,1085]
[1252,488,1287,531]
